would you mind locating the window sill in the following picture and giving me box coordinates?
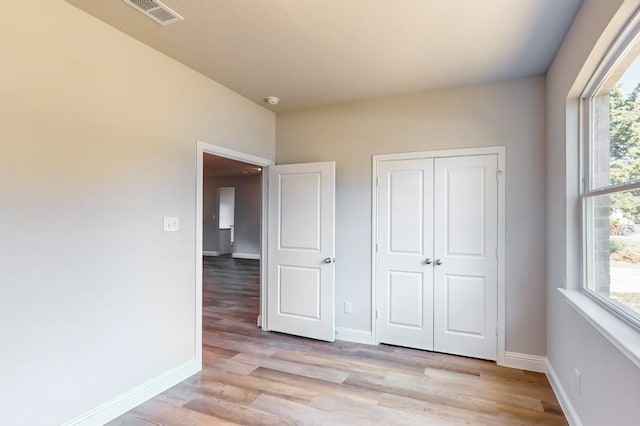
[558,288,640,368]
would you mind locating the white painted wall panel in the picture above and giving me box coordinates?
[0,2,275,425]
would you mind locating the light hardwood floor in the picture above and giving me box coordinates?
[110,255,566,425]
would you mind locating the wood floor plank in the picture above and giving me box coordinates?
[184,396,301,426]
[249,393,358,426]
[250,367,381,405]
[199,367,318,403]
[202,332,278,357]
[377,391,512,426]
[108,255,567,425]
[111,399,239,426]
[232,352,350,384]
[490,403,568,426]
[312,393,458,426]
[180,379,261,405]
[346,371,494,412]
[420,366,553,406]
[270,346,427,378]
[202,343,240,359]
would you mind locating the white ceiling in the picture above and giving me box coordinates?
[67,0,582,112]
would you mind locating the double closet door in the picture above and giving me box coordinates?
[377,154,498,360]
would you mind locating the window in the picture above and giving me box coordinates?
[582,25,640,328]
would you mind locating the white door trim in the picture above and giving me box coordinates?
[196,141,273,369]
[371,146,506,365]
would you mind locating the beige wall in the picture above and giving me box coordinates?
[277,76,547,356]
[546,0,640,423]
[0,2,274,425]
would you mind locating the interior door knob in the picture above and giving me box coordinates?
[323,257,334,264]
[435,259,443,265]
[425,257,432,264]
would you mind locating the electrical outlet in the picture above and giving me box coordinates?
[344,301,352,313]
[574,368,581,394]
[164,216,180,232]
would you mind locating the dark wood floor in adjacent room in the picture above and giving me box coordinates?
[110,255,567,425]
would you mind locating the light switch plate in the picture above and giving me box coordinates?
[164,216,179,232]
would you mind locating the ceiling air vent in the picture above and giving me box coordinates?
[123,0,183,26]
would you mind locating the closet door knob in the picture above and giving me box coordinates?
[435,259,443,265]
[425,257,432,264]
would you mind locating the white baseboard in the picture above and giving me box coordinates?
[61,360,200,426]
[546,360,582,426]
[502,351,547,373]
[203,250,219,257]
[256,314,262,327]
[335,327,374,345]
[232,253,260,260]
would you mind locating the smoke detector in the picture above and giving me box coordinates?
[265,96,280,106]
[124,0,183,26]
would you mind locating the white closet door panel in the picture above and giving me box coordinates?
[389,170,424,253]
[433,155,498,360]
[377,159,434,350]
[388,271,424,328]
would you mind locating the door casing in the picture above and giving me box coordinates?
[371,146,506,365]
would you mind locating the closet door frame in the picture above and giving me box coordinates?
[371,146,506,366]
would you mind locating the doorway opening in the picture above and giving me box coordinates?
[196,142,272,368]
[203,154,261,259]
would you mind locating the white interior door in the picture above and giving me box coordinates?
[377,159,434,350]
[433,155,498,360]
[267,162,335,342]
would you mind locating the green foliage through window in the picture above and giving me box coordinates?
[609,84,640,222]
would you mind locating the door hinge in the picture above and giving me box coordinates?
[376,176,380,187]
[496,170,503,182]
[495,324,499,336]
[496,248,499,259]
[376,242,379,253]
[376,309,379,319]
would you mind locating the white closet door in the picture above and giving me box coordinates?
[433,155,498,360]
[377,159,434,350]
[267,162,336,342]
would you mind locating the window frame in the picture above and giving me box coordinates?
[580,14,640,331]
